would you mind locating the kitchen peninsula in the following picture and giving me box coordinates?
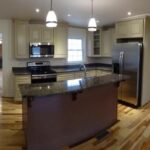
[20,74,126,150]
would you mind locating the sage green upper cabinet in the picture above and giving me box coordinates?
[101,27,115,57]
[54,23,68,58]
[14,20,29,59]
[29,24,54,43]
[87,29,101,57]
[115,19,144,39]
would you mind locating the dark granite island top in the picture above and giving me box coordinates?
[20,74,125,97]
[20,74,126,150]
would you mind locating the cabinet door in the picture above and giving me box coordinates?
[14,75,31,101]
[29,24,42,43]
[115,19,144,39]
[42,27,54,43]
[54,23,68,58]
[101,27,115,57]
[96,70,111,76]
[96,70,103,76]
[87,29,101,57]
[14,20,29,58]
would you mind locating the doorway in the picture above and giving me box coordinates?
[0,33,3,96]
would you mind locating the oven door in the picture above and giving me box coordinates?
[31,74,57,83]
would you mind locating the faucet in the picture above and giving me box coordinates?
[79,64,87,77]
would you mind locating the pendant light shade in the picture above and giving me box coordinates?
[88,0,97,32]
[88,18,97,31]
[46,0,57,27]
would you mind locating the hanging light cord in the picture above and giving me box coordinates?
[50,0,52,10]
[91,0,93,17]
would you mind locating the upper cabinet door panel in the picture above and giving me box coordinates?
[115,19,144,39]
[29,24,42,43]
[42,27,54,43]
[54,23,68,58]
[29,24,54,43]
[87,29,101,57]
[101,27,115,57]
[14,20,29,59]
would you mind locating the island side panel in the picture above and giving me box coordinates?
[24,83,118,150]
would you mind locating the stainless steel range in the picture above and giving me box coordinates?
[27,61,57,84]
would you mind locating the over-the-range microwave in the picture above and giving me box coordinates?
[29,43,54,58]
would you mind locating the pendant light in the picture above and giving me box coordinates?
[46,0,57,27]
[88,0,97,32]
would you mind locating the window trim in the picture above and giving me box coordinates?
[67,38,83,63]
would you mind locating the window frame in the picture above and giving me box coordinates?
[67,38,83,63]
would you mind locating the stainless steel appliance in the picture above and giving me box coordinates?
[112,42,143,107]
[29,43,54,58]
[27,61,57,83]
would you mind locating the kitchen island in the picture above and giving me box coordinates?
[20,74,126,150]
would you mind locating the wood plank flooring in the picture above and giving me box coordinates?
[1,97,150,150]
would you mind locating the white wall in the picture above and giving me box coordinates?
[0,20,27,97]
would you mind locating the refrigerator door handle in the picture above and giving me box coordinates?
[119,51,124,74]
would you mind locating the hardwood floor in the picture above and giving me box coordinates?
[1,97,150,150]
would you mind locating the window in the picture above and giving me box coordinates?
[68,39,83,62]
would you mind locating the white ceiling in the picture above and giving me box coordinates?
[0,0,150,27]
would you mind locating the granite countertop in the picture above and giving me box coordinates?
[52,66,112,74]
[19,74,127,97]
[12,64,112,75]
[12,67,31,75]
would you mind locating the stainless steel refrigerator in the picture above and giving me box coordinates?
[112,42,143,107]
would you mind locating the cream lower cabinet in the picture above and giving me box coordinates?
[86,70,96,77]
[74,71,85,79]
[57,73,74,81]
[101,70,112,76]
[14,75,31,101]
[96,70,112,76]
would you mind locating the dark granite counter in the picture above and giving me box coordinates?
[52,66,112,74]
[19,74,126,97]
[12,67,31,75]
[52,63,112,73]
[12,63,112,75]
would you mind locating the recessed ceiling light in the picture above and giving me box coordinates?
[35,8,40,13]
[67,14,71,17]
[127,11,132,16]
